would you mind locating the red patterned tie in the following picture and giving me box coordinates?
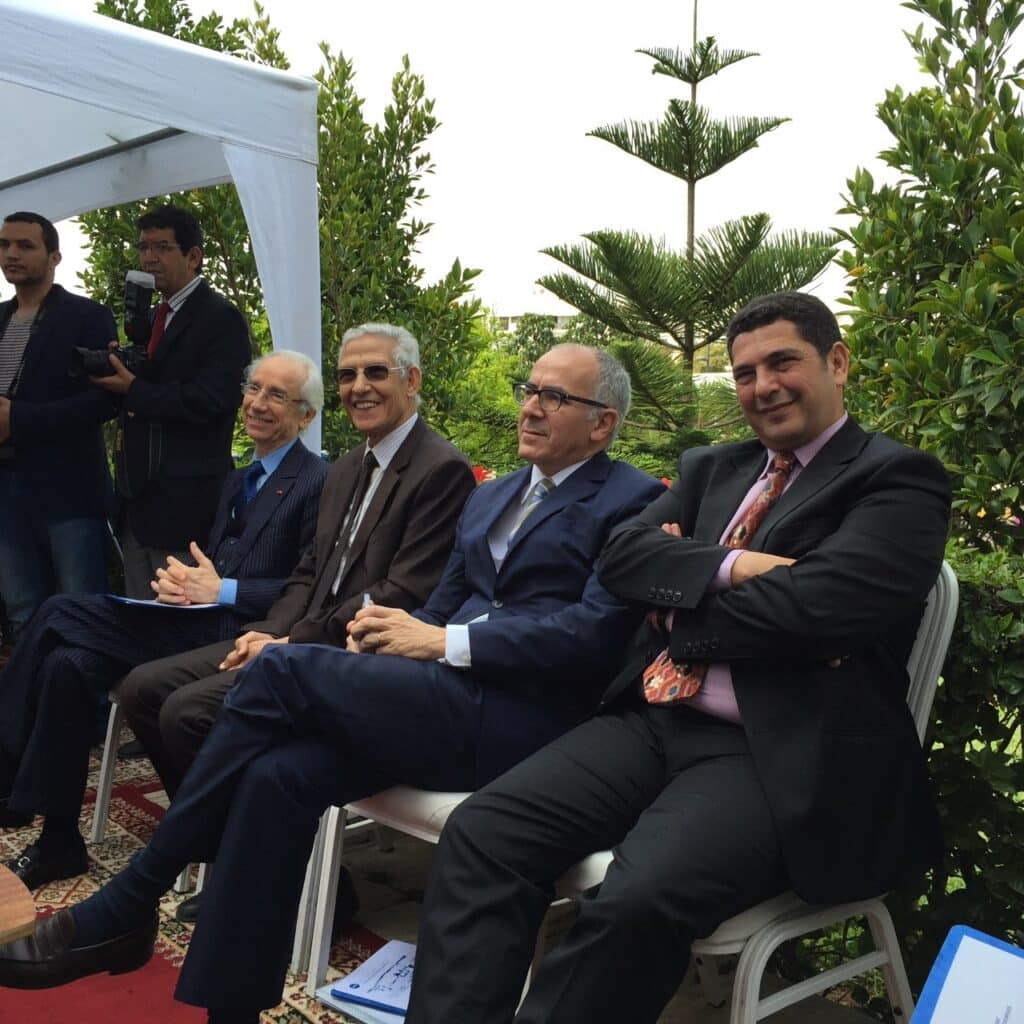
[642,451,796,704]
[147,301,171,358]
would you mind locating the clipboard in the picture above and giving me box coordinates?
[912,925,1024,1023]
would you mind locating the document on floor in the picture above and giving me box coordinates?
[912,925,1024,1023]
[327,939,415,1018]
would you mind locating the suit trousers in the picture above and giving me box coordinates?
[118,517,189,600]
[0,593,241,818]
[115,640,237,799]
[124,643,487,1009]
[406,702,788,1024]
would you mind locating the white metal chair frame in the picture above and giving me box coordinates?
[300,562,958,1017]
[90,698,195,894]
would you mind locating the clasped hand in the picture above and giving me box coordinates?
[152,541,222,605]
[347,605,445,661]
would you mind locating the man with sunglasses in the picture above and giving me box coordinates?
[87,204,251,597]
[0,344,664,1023]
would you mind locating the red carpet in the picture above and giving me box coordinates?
[0,754,382,1023]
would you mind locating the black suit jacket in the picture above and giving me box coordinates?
[1,285,117,519]
[115,279,251,549]
[248,417,476,646]
[204,439,328,625]
[597,418,951,903]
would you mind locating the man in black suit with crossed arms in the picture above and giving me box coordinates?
[404,291,951,1024]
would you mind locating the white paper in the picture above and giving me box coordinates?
[926,934,1024,1023]
[106,595,220,611]
[328,939,415,1015]
[317,983,400,1024]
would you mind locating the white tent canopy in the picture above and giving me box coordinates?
[0,0,323,449]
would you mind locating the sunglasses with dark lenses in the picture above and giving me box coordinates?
[337,364,404,386]
[512,381,608,413]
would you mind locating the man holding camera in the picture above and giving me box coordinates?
[0,211,117,641]
[89,205,251,598]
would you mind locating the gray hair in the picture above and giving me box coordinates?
[549,344,631,445]
[340,323,421,371]
[245,349,324,417]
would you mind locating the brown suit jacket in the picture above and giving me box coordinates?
[246,417,475,646]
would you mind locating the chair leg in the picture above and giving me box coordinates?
[291,809,328,973]
[195,861,211,895]
[89,701,124,844]
[173,865,193,894]
[304,805,347,995]
[695,951,730,1008]
[863,900,915,1020]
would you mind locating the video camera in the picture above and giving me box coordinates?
[70,270,156,378]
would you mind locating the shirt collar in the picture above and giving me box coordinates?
[253,437,297,477]
[165,274,203,312]
[366,412,418,472]
[524,456,589,501]
[763,412,849,472]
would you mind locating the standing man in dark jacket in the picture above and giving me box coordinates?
[0,211,117,640]
[89,204,251,597]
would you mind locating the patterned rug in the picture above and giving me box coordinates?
[0,746,383,1023]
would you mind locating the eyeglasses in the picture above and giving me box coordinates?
[134,242,182,255]
[337,364,404,386]
[512,382,608,413]
[240,382,306,408]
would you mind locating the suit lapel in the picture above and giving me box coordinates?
[756,417,866,545]
[504,453,612,557]
[693,442,766,542]
[235,442,307,554]
[151,280,205,364]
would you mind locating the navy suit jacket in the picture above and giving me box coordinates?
[116,279,251,550]
[203,439,328,631]
[415,452,665,782]
[598,418,951,903]
[0,284,117,519]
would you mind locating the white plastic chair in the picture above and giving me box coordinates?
[304,561,958,1020]
[90,697,194,894]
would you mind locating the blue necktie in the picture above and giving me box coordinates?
[233,460,264,522]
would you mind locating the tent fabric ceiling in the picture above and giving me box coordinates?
[0,0,324,449]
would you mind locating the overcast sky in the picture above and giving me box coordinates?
[33,0,931,314]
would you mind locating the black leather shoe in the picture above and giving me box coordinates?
[117,739,146,760]
[175,891,202,924]
[0,908,157,989]
[7,843,89,890]
[0,799,32,829]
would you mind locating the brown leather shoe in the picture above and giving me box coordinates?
[0,908,157,989]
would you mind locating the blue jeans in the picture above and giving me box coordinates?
[0,471,109,641]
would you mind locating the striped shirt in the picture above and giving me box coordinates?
[0,313,34,396]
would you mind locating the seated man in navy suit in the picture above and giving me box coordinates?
[0,344,665,1022]
[0,349,327,890]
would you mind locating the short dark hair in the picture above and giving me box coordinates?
[137,204,203,255]
[4,211,59,253]
[726,292,841,359]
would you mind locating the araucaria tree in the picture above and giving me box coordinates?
[539,3,835,370]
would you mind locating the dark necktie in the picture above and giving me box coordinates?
[147,301,171,358]
[643,451,797,704]
[231,460,264,525]
[328,450,380,596]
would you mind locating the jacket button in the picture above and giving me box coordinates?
[673,590,682,602]
[492,599,503,609]
[711,639,719,650]
[648,586,657,598]
[656,587,666,600]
